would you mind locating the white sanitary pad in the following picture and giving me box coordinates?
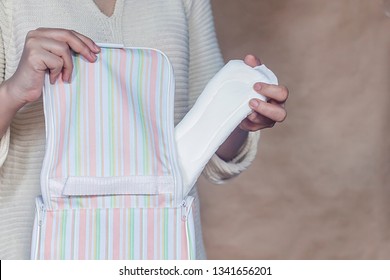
[175,60,278,195]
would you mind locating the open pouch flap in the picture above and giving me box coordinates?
[40,46,184,206]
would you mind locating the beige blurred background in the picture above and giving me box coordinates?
[199,0,390,259]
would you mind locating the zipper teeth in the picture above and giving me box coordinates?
[33,205,39,259]
[33,199,44,260]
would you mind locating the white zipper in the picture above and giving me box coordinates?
[41,76,55,209]
[180,196,195,259]
[32,197,45,260]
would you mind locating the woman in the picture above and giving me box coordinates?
[0,0,288,259]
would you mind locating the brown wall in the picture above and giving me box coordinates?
[199,0,390,259]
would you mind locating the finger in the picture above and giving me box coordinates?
[69,30,101,53]
[245,111,278,128]
[253,83,289,103]
[35,28,99,62]
[239,118,275,132]
[38,38,73,82]
[269,98,286,107]
[244,54,262,67]
[40,51,65,84]
[249,99,287,122]
[246,111,270,125]
[35,27,100,53]
[58,30,98,62]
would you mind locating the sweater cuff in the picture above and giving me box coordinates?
[0,126,10,167]
[202,131,260,184]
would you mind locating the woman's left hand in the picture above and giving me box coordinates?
[239,55,288,131]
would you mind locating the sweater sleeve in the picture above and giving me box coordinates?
[185,0,260,184]
[0,0,11,168]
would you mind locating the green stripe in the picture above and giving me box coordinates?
[186,221,194,259]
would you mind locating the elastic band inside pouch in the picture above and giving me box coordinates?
[49,176,175,197]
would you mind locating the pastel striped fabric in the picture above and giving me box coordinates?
[32,196,195,260]
[41,47,183,205]
[32,47,195,260]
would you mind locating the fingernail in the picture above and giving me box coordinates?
[250,99,259,108]
[254,83,262,91]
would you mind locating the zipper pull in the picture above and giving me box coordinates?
[181,197,194,221]
[181,200,188,221]
[39,203,45,226]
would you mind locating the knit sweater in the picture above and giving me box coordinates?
[0,0,260,259]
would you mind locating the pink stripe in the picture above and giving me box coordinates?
[57,199,65,259]
[53,212,59,259]
[147,208,154,259]
[57,198,64,211]
[112,208,120,259]
[181,220,188,259]
[158,195,163,208]
[91,196,98,209]
[125,209,129,259]
[90,210,94,259]
[44,212,54,259]
[78,209,87,259]
[157,208,160,259]
[125,195,131,208]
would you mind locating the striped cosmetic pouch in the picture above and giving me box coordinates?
[31,46,196,260]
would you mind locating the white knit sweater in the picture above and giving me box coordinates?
[0,0,260,259]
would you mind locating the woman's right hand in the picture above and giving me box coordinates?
[4,28,100,109]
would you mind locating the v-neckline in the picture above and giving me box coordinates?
[88,0,123,20]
